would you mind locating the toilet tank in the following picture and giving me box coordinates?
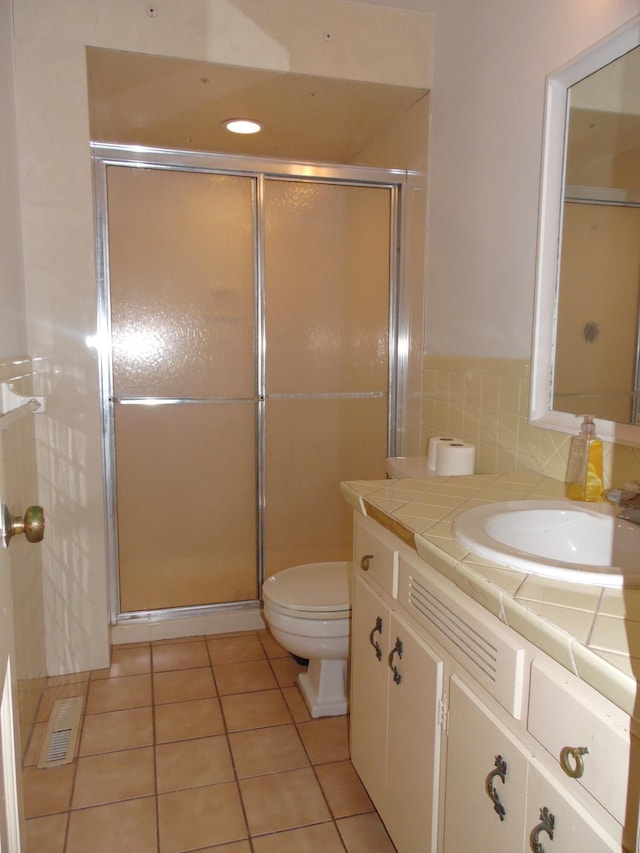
[386,456,435,479]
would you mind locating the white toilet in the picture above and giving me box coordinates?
[262,561,352,718]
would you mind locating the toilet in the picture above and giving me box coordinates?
[262,561,352,718]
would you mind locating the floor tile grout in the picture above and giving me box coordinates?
[22,629,396,853]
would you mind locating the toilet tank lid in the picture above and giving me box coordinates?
[263,562,351,611]
[387,456,435,478]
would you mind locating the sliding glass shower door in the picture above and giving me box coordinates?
[263,179,391,575]
[98,152,396,619]
[106,166,258,612]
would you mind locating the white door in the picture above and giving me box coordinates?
[0,526,22,850]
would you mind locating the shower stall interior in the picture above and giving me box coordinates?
[93,146,405,624]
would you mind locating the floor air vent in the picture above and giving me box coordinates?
[38,696,84,769]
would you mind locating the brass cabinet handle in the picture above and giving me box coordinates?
[559,745,589,779]
[360,554,374,571]
[2,504,45,549]
[369,616,383,661]
[388,637,403,684]
[485,755,507,821]
[530,806,555,853]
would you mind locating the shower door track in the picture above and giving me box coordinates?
[93,143,408,628]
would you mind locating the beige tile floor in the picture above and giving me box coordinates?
[22,630,397,853]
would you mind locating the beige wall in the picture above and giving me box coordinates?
[10,0,434,671]
[422,0,639,359]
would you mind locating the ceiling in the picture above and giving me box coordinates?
[87,47,427,164]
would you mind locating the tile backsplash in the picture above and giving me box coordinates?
[422,355,640,491]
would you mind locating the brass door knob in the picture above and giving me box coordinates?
[2,504,45,548]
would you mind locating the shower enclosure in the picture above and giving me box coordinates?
[93,146,406,624]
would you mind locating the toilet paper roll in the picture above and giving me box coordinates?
[427,436,461,471]
[435,441,476,476]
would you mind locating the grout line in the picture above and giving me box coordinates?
[149,645,161,853]
[205,631,253,849]
[59,681,92,853]
[23,630,391,852]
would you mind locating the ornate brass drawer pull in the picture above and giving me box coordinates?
[369,616,383,661]
[360,554,374,571]
[559,745,589,779]
[530,806,555,853]
[485,754,507,821]
[389,637,403,684]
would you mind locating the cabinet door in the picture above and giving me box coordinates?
[385,611,444,853]
[443,674,529,852]
[350,573,391,809]
[525,759,620,853]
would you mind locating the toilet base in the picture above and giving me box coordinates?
[297,657,347,718]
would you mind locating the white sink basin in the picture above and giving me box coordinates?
[452,500,640,587]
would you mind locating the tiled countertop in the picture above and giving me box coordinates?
[341,472,640,722]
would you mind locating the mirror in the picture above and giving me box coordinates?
[531,16,640,447]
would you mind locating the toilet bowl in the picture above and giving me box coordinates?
[262,561,352,718]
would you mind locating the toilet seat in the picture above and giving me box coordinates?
[262,561,352,717]
[262,562,351,620]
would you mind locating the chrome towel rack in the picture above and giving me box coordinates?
[0,383,45,431]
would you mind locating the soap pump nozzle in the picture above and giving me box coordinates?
[579,414,597,437]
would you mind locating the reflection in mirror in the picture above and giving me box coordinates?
[531,17,640,446]
[554,46,640,425]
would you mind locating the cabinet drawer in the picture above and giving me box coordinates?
[528,658,632,826]
[354,514,399,597]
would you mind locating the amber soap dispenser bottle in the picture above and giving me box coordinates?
[565,415,604,501]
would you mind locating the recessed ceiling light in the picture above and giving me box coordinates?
[222,119,263,135]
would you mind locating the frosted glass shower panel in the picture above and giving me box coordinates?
[264,181,391,394]
[107,166,256,399]
[115,402,257,612]
[264,396,388,577]
[101,159,397,618]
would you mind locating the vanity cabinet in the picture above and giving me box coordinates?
[350,572,444,853]
[350,513,633,853]
[443,674,619,852]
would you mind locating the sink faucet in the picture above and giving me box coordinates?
[616,483,640,524]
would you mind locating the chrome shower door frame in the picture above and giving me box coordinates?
[92,143,411,627]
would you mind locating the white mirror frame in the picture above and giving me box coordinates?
[530,15,640,447]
